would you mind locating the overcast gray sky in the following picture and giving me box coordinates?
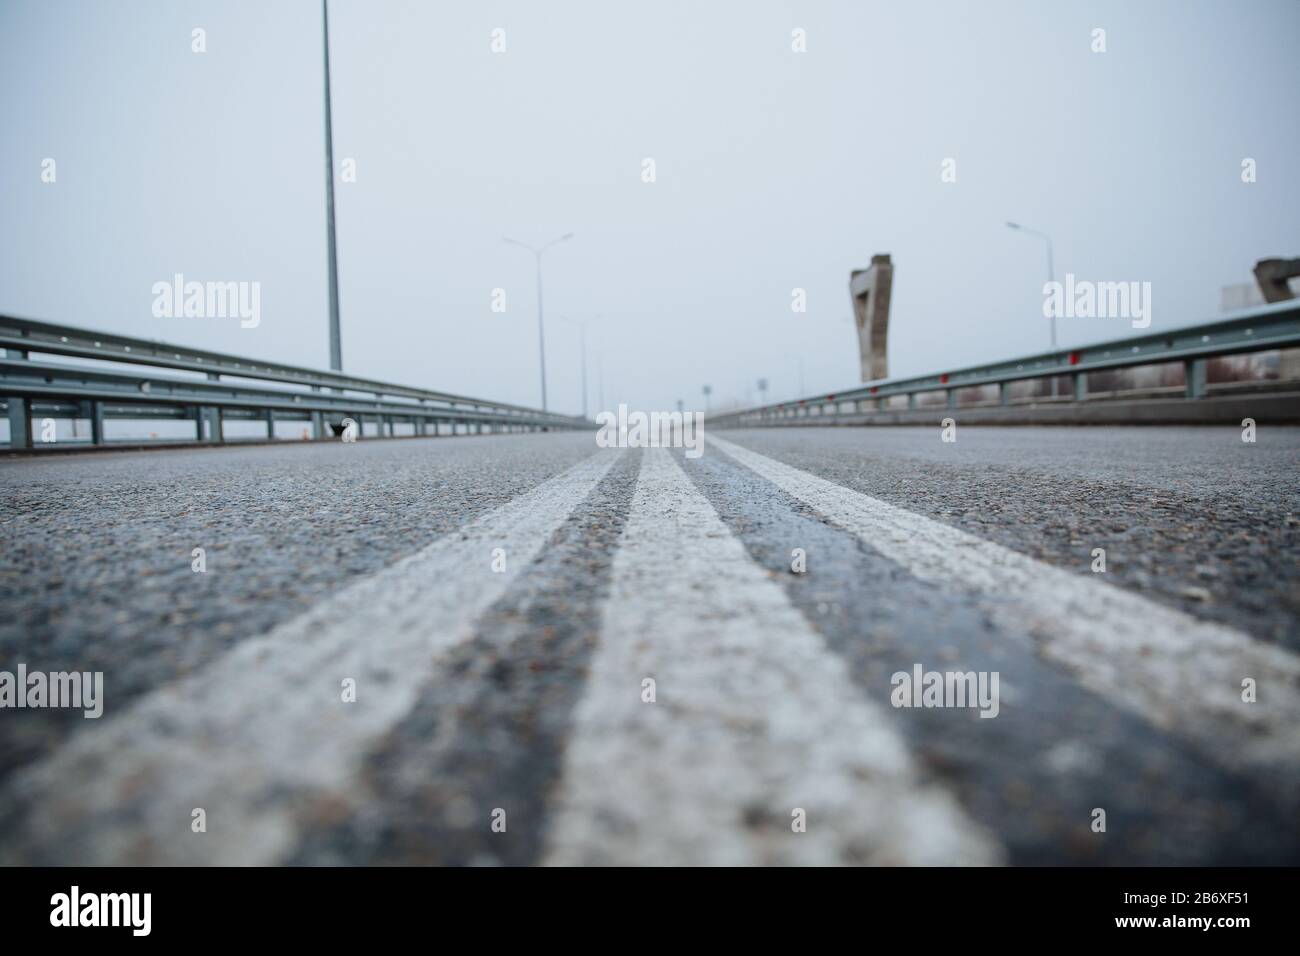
[3,0,1297,414]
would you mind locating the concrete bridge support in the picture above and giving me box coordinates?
[850,254,894,383]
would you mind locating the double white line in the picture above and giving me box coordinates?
[8,437,1296,865]
[709,434,1300,772]
[544,448,1001,865]
[5,451,621,865]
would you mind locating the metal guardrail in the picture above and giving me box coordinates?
[0,314,589,449]
[712,301,1300,427]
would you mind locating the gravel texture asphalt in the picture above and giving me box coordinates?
[716,425,1300,647]
[0,426,1296,865]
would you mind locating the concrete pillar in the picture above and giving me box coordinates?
[1253,257,1300,303]
[850,254,894,382]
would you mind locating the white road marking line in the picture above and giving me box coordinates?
[3,450,622,866]
[709,434,1300,770]
[544,448,1002,866]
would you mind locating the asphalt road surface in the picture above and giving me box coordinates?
[1,425,1297,865]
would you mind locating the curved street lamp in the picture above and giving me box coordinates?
[1006,221,1057,349]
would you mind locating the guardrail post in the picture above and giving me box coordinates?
[907,392,917,411]
[6,396,31,448]
[265,408,276,440]
[1185,358,1207,398]
[309,385,325,439]
[87,400,105,445]
[4,346,31,448]
[198,373,224,442]
[946,389,956,409]
[999,382,1010,406]
[1072,372,1087,401]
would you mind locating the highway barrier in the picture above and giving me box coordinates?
[0,315,589,450]
[712,302,1300,427]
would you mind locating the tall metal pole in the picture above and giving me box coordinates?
[578,322,588,418]
[504,233,573,413]
[1007,222,1056,350]
[323,0,342,371]
[1045,239,1056,348]
[558,317,589,418]
[534,251,547,411]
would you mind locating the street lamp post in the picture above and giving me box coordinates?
[702,384,712,413]
[557,316,589,419]
[1006,221,1057,349]
[322,0,342,372]
[504,232,574,412]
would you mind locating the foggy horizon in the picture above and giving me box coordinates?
[3,0,1297,415]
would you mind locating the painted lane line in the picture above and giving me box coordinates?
[709,435,1300,770]
[3,450,622,865]
[544,448,1002,866]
